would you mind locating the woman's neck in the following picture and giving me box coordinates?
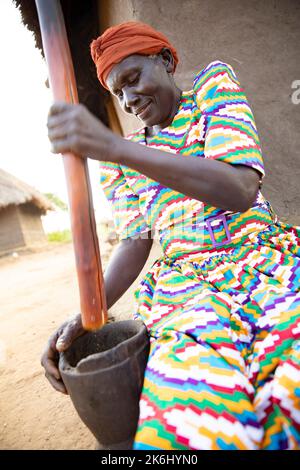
[146,86,182,138]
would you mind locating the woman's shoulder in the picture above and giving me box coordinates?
[193,60,238,92]
[192,60,242,112]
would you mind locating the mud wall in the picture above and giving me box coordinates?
[98,0,300,223]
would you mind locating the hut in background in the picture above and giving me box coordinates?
[0,169,53,254]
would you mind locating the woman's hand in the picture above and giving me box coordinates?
[47,102,118,162]
[41,313,86,394]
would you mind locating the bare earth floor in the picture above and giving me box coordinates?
[0,240,161,449]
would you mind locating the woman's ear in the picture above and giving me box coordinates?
[159,48,175,74]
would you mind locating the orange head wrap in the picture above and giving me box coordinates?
[90,21,179,90]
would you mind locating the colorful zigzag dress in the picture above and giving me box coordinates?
[100,61,300,450]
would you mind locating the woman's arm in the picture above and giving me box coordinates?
[114,139,260,213]
[47,103,260,213]
[104,233,153,309]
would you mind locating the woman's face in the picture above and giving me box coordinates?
[106,53,176,128]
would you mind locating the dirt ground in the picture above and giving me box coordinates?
[0,238,161,450]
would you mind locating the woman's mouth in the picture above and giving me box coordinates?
[136,101,152,119]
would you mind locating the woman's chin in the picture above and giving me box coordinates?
[139,114,157,128]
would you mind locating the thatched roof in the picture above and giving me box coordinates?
[0,169,54,213]
[13,0,43,54]
[12,0,109,124]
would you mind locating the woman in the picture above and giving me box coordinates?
[42,22,300,450]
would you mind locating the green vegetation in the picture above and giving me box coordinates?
[47,230,72,243]
[44,192,68,211]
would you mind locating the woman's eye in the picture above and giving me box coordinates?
[128,75,140,85]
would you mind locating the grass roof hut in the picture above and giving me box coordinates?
[0,169,54,254]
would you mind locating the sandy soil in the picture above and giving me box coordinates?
[0,238,161,450]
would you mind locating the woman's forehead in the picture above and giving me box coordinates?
[106,55,150,90]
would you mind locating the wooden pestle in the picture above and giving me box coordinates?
[35,0,107,330]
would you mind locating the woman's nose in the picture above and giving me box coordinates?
[123,89,139,110]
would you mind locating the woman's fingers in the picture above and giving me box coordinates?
[45,372,68,394]
[49,139,71,155]
[41,315,85,394]
[48,102,85,124]
[41,338,68,393]
[49,132,83,155]
[46,101,114,161]
[47,103,80,139]
[56,318,85,352]
[47,104,80,130]
[48,122,70,142]
[43,355,61,381]
[41,337,61,379]
[47,103,85,155]
[48,101,73,117]
[47,113,70,130]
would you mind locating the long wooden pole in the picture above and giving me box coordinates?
[35,0,107,330]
